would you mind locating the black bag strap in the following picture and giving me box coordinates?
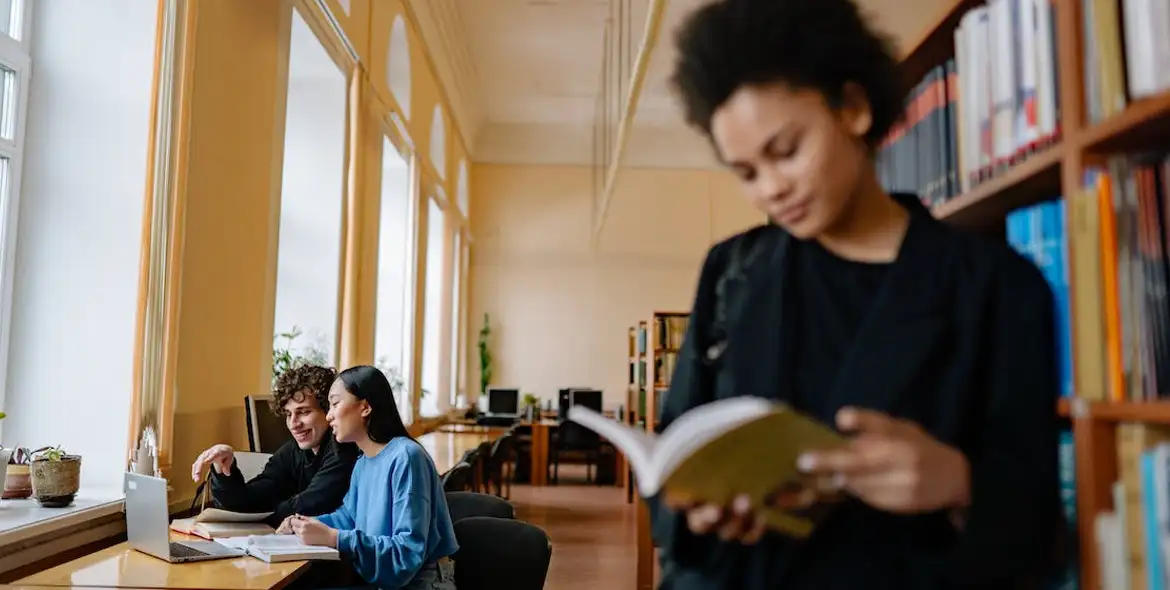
[705,226,775,366]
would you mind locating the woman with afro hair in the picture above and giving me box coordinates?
[649,0,1062,588]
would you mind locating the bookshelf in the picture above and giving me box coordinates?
[634,311,688,590]
[625,321,648,504]
[892,0,1170,588]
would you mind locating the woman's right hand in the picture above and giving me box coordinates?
[663,477,841,544]
[666,494,768,544]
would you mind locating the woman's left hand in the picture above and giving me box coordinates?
[797,407,971,514]
[290,516,338,548]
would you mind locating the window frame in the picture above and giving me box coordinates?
[0,2,31,425]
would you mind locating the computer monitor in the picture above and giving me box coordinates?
[486,388,520,415]
[245,395,294,454]
[557,387,591,417]
[569,389,603,413]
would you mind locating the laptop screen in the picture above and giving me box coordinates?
[487,388,519,414]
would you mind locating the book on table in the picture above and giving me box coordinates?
[170,508,276,539]
[568,396,848,538]
[216,534,340,562]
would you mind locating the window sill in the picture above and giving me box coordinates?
[0,490,123,545]
[0,489,125,580]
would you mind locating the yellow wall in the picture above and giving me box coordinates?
[468,163,762,408]
[169,0,290,500]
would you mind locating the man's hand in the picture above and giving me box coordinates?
[290,516,338,548]
[275,515,296,535]
[190,444,235,482]
[797,407,971,514]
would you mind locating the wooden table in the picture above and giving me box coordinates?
[17,533,309,590]
[417,431,493,474]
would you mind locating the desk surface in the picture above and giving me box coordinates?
[17,533,308,590]
[417,431,492,474]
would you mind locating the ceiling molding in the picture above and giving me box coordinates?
[403,0,485,153]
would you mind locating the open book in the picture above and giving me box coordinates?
[569,397,848,537]
[216,534,340,563]
[170,508,276,539]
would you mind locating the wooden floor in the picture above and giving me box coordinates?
[508,476,639,589]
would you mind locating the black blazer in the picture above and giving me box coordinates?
[650,195,1061,590]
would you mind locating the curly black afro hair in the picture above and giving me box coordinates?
[670,0,905,148]
[271,363,336,416]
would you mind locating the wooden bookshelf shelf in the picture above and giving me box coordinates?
[1084,401,1170,424]
[931,145,1065,228]
[1077,91,1170,154]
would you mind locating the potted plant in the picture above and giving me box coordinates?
[31,446,81,507]
[478,313,493,397]
[522,393,540,421]
[3,446,34,499]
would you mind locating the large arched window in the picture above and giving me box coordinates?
[456,159,469,217]
[387,15,411,120]
[429,104,446,180]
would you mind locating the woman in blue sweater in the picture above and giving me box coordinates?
[287,365,459,589]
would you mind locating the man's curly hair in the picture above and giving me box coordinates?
[270,363,336,416]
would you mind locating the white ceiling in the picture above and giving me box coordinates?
[415,0,954,169]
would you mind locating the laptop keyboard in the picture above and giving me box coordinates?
[169,542,210,559]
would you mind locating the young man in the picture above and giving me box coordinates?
[651,0,1060,588]
[190,364,359,526]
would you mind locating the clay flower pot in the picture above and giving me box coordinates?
[31,455,81,507]
[3,464,31,499]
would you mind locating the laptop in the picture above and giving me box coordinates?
[125,472,246,563]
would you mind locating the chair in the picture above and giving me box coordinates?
[441,461,474,492]
[452,517,551,590]
[485,434,515,498]
[444,491,515,522]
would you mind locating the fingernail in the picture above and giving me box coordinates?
[830,472,847,489]
[797,453,816,472]
[837,408,856,427]
[732,494,752,514]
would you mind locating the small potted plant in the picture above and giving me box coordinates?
[522,393,540,421]
[31,446,81,507]
[3,446,34,499]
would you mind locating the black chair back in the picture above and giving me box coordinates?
[453,517,551,590]
[441,461,474,492]
[444,491,515,522]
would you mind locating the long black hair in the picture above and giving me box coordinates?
[337,365,412,444]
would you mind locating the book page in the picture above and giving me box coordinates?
[195,508,274,523]
[567,406,656,476]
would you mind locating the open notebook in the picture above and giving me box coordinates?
[216,534,340,563]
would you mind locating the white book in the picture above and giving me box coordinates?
[1034,0,1058,139]
[1016,0,1040,146]
[217,534,340,563]
[953,18,970,193]
[568,397,846,538]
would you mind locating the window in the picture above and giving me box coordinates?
[0,0,27,415]
[448,231,462,407]
[272,10,346,368]
[419,197,445,416]
[4,0,154,501]
[374,138,415,422]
